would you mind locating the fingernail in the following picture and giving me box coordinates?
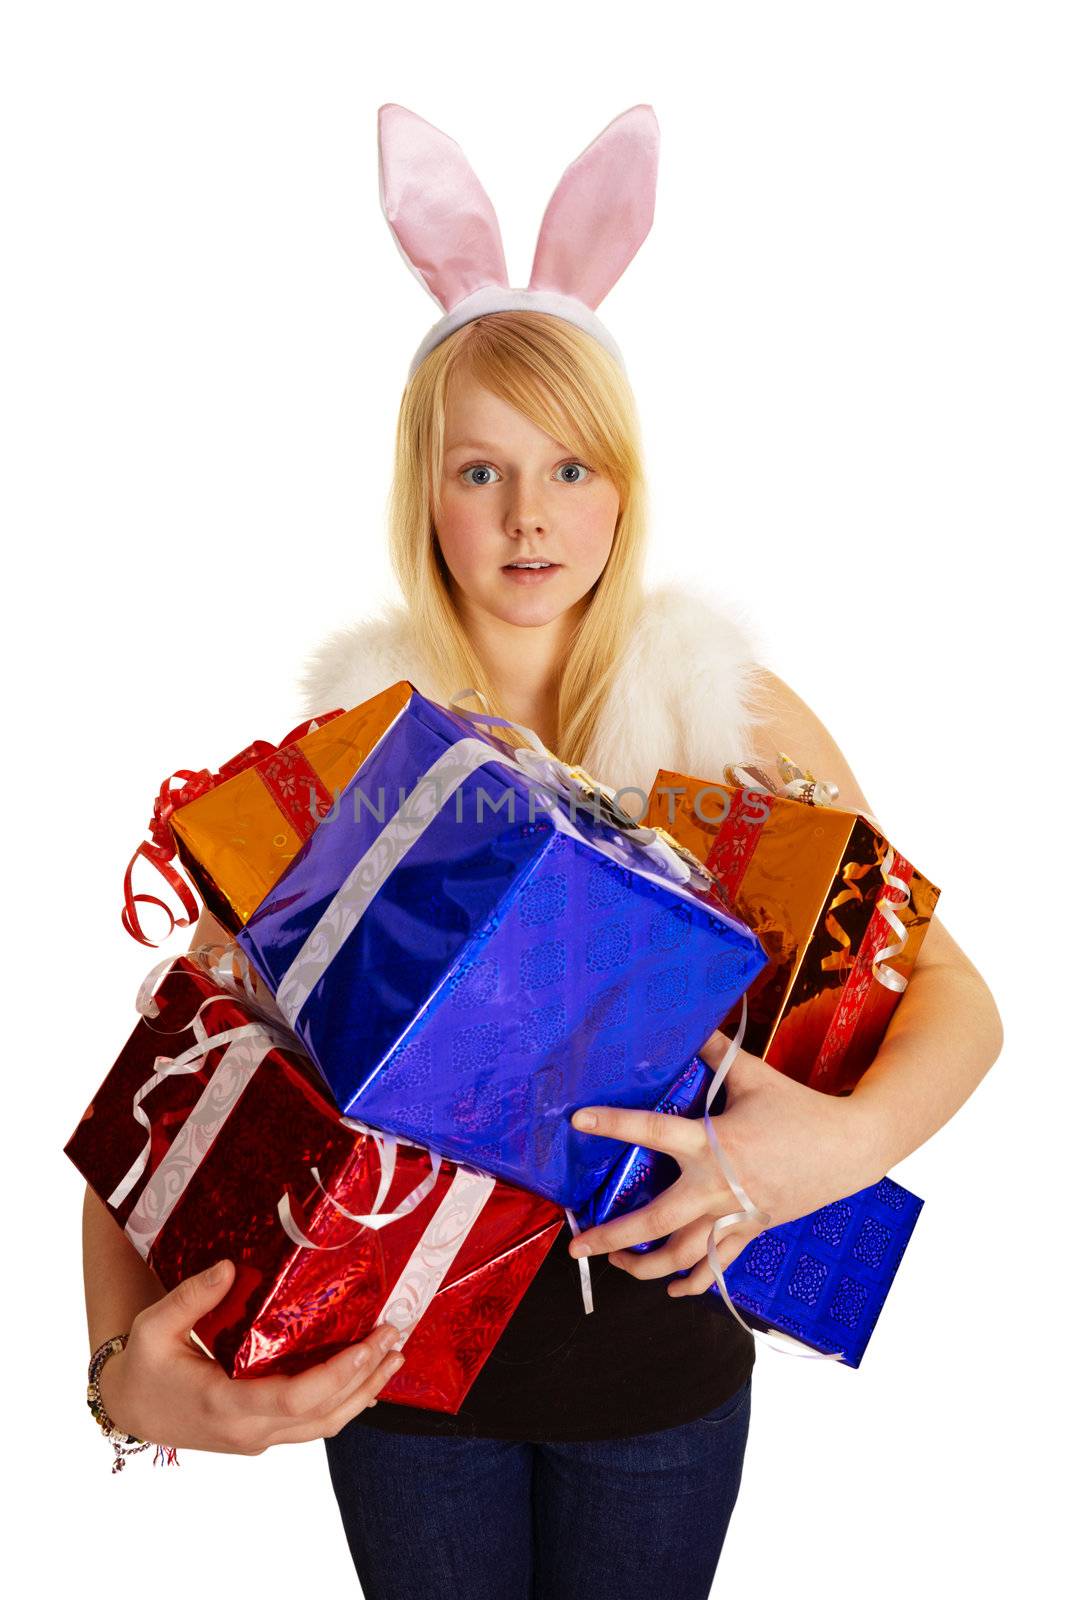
[206,1259,228,1283]
[387,1353,405,1373]
[573,1110,597,1130]
[570,1241,591,1257]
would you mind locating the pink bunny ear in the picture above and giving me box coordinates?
[377,103,509,313]
[528,105,660,310]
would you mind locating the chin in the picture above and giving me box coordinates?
[492,591,580,628]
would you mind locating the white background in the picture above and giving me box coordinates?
[4,2,1068,1594]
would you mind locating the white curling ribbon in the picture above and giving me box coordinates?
[276,1123,446,1249]
[109,1002,295,1209]
[871,847,911,993]
[699,993,847,1362]
[134,940,288,1030]
[122,1027,289,1258]
[116,952,452,1260]
[186,939,294,1027]
[563,1208,594,1315]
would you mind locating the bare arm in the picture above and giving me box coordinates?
[82,905,233,1354]
[82,1185,168,1354]
[566,668,1004,1289]
[83,908,405,1454]
[746,667,1004,1177]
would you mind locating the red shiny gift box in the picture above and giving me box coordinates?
[64,955,563,1412]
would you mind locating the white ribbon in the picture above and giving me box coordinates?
[113,946,555,1361]
[109,959,296,1210]
[449,688,702,890]
[449,688,762,1322]
[111,948,445,1255]
[563,1207,594,1315]
[261,687,739,1318]
[275,1117,446,1248]
[698,993,846,1361]
[374,1166,497,1348]
[870,848,911,994]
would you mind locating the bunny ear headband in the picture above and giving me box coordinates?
[377,102,660,381]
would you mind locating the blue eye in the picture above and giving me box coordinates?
[554,462,590,483]
[460,464,502,486]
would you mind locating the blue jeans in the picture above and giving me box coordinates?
[323,1375,752,1599]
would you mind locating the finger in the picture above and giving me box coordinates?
[569,1173,718,1258]
[697,1026,735,1069]
[145,1258,237,1338]
[570,1105,705,1164]
[267,1350,408,1446]
[666,1225,751,1298]
[666,1258,718,1297]
[229,1323,405,1425]
[608,1216,713,1280]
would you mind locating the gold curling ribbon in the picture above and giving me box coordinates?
[819,859,872,974]
[724,752,913,993]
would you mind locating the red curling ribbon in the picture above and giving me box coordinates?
[121,709,346,948]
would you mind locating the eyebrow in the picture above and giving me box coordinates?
[444,439,579,460]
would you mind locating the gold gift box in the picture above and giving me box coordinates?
[170,682,413,933]
[646,767,940,1095]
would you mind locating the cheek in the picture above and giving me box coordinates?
[434,494,492,568]
[564,489,619,564]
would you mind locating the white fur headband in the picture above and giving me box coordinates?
[377,102,660,381]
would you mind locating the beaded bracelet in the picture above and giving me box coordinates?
[87,1333,180,1473]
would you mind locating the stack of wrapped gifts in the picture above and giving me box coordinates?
[69,685,770,1409]
[67,694,938,1403]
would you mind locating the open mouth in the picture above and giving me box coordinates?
[501,561,562,583]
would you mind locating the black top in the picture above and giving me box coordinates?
[356,1222,756,1442]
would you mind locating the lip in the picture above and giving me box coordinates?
[501,562,562,584]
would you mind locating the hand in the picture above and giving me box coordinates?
[98,1259,406,1454]
[567,1027,883,1296]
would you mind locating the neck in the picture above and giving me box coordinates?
[453,586,586,749]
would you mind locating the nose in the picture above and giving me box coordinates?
[506,474,549,539]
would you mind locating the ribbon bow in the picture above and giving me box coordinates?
[108,946,300,1210]
[724,750,912,995]
[448,689,715,894]
[121,709,345,948]
[111,942,446,1261]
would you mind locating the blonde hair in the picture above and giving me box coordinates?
[386,311,649,765]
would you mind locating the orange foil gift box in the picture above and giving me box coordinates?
[646,757,940,1095]
[122,682,414,944]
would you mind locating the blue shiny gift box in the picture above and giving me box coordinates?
[236,688,768,1211]
[579,1055,923,1366]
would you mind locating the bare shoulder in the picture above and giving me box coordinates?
[748,667,876,818]
[749,668,968,979]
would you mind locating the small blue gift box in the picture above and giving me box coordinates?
[579,1055,923,1366]
[236,687,768,1211]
